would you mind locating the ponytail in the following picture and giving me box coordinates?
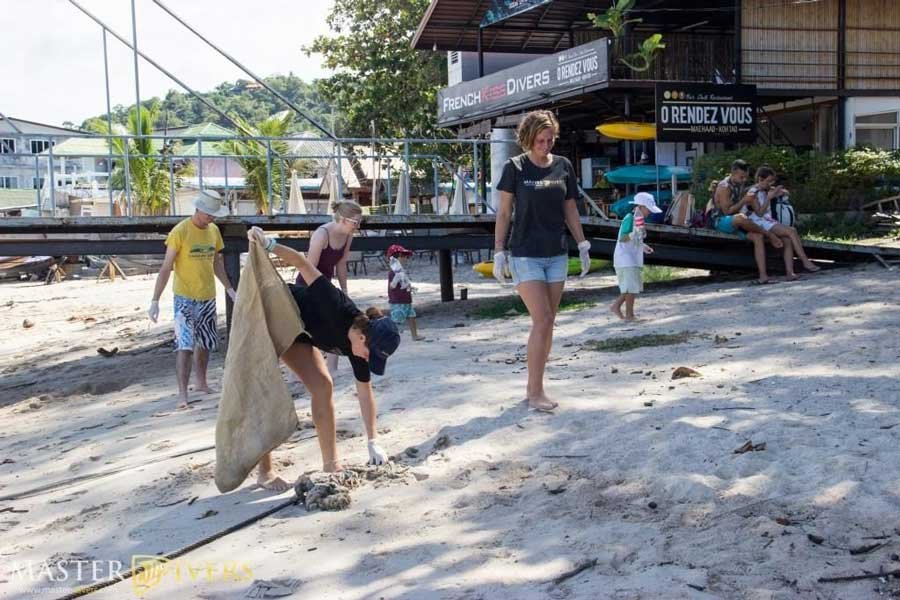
[351,307,384,342]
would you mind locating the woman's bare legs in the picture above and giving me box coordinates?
[517,280,564,411]
[256,343,340,491]
[772,223,820,271]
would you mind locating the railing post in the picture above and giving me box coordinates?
[48,143,56,215]
[102,28,115,214]
[386,162,392,211]
[122,139,132,216]
[433,161,439,214]
[198,138,204,192]
[473,140,480,214]
[33,155,40,209]
[266,139,273,215]
[169,155,175,215]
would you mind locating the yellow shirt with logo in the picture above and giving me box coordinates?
[165,218,224,301]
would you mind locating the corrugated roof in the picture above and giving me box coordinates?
[176,123,236,138]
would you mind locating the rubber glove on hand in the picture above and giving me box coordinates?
[148,300,159,323]
[577,240,592,277]
[367,440,388,466]
[492,251,511,285]
[247,226,276,251]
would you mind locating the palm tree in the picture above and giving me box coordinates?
[90,101,192,215]
[220,112,293,214]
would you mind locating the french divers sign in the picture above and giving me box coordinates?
[437,39,608,126]
[655,83,757,143]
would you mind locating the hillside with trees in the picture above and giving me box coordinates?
[77,73,331,134]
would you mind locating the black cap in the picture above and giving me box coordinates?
[367,317,401,376]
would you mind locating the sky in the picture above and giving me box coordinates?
[1,0,335,127]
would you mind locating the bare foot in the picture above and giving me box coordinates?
[322,460,344,473]
[624,315,637,322]
[767,233,784,249]
[527,394,558,412]
[610,304,624,320]
[412,335,426,341]
[785,274,800,281]
[192,384,218,394]
[803,262,821,272]
[257,473,291,492]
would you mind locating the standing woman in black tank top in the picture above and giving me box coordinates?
[297,200,363,373]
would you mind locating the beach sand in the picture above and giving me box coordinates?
[1,255,899,599]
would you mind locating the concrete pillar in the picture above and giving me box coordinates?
[489,128,518,212]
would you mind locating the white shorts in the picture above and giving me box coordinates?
[748,212,777,232]
[615,266,643,294]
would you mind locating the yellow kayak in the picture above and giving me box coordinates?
[596,121,656,141]
[474,258,610,278]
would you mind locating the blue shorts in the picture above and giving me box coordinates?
[714,215,747,240]
[173,295,218,352]
[509,254,568,286]
[389,303,416,324]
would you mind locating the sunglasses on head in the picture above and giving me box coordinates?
[344,216,362,226]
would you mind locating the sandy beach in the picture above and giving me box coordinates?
[1,255,899,599]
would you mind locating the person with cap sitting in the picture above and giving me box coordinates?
[386,244,425,341]
[148,189,236,409]
[247,227,401,489]
[610,192,659,321]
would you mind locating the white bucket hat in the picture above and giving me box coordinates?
[192,189,228,218]
[630,191,662,214]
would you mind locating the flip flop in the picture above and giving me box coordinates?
[753,279,777,285]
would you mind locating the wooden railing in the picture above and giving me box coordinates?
[610,34,736,83]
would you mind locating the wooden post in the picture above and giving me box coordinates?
[438,249,453,302]
[221,224,246,339]
[734,0,742,82]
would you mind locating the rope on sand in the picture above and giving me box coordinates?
[53,496,299,600]
[1,433,319,502]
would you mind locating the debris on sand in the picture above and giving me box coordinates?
[672,366,702,380]
[734,440,766,454]
[22,319,34,329]
[294,464,411,511]
[97,347,119,357]
[583,331,696,353]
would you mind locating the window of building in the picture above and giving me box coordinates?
[33,177,45,189]
[0,138,15,154]
[30,139,52,154]
[855,111,899,150]
[449,51,460,65]
[0,176,19,188]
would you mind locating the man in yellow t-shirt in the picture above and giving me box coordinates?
[148,190,236,409]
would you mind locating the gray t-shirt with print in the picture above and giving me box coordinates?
[496,153,578,258]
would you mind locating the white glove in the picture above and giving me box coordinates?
[247,226,276,252]
[148,300,159,323]
[226,287,237,302]
[492,251,511,284]
[367,440,388,466]
[577,240,592,278]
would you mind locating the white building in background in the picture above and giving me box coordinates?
[0,117,86,191]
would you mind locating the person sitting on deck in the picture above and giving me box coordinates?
[743,166,821,278]
[711,159,783,285]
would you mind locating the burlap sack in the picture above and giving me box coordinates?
[215,243,304,492]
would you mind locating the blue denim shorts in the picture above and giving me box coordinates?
[509,254,568,286]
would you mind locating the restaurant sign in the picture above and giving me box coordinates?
[437,39,608,126]
[655,83,757,143]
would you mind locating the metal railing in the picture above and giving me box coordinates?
[0,133,521,218]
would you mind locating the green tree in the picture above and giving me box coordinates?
[305,0,446,139]
[89,102,191,215]
[220,112,294,214]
